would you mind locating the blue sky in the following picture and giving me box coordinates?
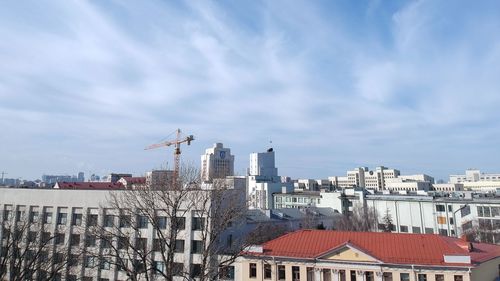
[1,0,500,181]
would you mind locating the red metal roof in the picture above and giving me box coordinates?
[121,177,146,184]
[55,182,124,190]
[247,229,500,266]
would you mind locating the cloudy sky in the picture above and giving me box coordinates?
[1,0,500,181]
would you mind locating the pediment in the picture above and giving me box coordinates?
[317,243,381,263]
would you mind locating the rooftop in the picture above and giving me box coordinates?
[54,182,124,190]
[246,229,500,266]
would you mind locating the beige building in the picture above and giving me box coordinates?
[237,230,500,281]
[201,143,235,183]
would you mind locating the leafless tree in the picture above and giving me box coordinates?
[0,207,76,281]
[84,165,249,281]
[461,218,498,244]
[334,203,379,232]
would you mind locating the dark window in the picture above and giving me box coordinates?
[484,207,492,217]
[70,234,80,246]
[439,229,448,236]
[72,214,82,226]
[400,225,408,232]
[153,261,165,274]
[27,231,37,243]
[136,238,147,252]
[425,227,434,234]
[412,227,421,233]
[448,205,453,212]
[192,240,203,254]
[100,258,111,270]
[174,239,185,253]
[153,238,164,251]
[104,215,114,227]
[436,205,445,212]
[57,213,67,225]
[156,216,167,229]
[53,253,64,264]
[174,217,185,230]
[68,254,79,266]
[192,217,205,231]
[435,275,444,281]
[137,215,148,229]
[249,263,257,278]
[449,217,454,225]
[118,236,128,250]
[264,264,272,279]
[350,270,357,281]
[85,235,97,247]
[55,233,65,245]
[120,215,131,228]
[365,271,374,281]
[191,264,202,278]
[117,258,128,271]
[477,206,484,217]
[101,236,112,248]
[29,211,39,223]
[454,276,463,281]
[292,266,300,281]
[418,274,427,281]
[87,214,98,226]
[173,262,184,276]
[461,205,471,217]
[219,265,235,279]
[278,265,286,280]
[400,273,410,281]
[67,275,77,281]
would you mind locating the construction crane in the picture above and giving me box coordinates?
[145,129,194,182]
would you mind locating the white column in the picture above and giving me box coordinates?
[314,268,321,281]
[375,271,383,281]
[332,269,340,281]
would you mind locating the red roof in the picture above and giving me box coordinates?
[247,230,500,266]
[55,182,124,190]
[121,177,146,184]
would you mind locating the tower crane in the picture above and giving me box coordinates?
[145,129,194,182]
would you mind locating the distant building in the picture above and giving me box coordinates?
[77,172,85,182]
[146,170,174,189]
[117,177,147,189]
[450,169,500,183]
[237,229,500,281]
[247,148,292,210]
[201,143,234,182]
[106,173,132,183]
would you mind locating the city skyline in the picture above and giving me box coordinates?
[1,1,500,181]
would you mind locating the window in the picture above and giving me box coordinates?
[412,226,421,233]
[448,205,453,212]
[350,270,357,281]
[118,236,129,250]
[219,265,235,279]
[174,239,185,252]
[136,238,147,252]
[57,213,67,225]
[120,215,131,228]
[400,273,410,281]
[192,240,203,254]
[67,275,77,281]
[484,207,491,217]
[249,263,257,278]
[439,229,448,236]
[292,266,300,281]
[43,212,52,224]
[85,235,97,247]
[435,275,444,281]
[491,207,500,217]
[192,217,205,231]
[153,238,164,251]
[173,263,184,276]
[400,225,408,232]
[55,233,65,245]
[153,261,165,274]
[264,264,272,279]
[174,217,186,230]
[100,258,111,270]
[156,216,167,229]
[436,205,445,212]
[104,215,114,227]
[54,253,64,264]
[365,271,374,281]
[27,231,37,243]
[449,217,454,225]
[41,232,51,244]
[137,215,148,228]
[454,276,463,281]
[72,213,82,226]
[101,236,112,248]
[87,214,98,226]
[82,277,93,281]
[278,265,286,280]
[191,264,202,278]
[117,258,128,271]
[70,234,80,246]
[425,227,434,234]
[29,211,39,223]
[418,274,427,281]
[85,256,95,268]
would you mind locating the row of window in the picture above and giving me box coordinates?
[2,209,206,231]
[248,264,464,281]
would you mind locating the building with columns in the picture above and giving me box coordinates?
[237,229,500,281]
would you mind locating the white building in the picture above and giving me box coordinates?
[247,148,292,210]
[200,143,234,183]
[450,169,500,183]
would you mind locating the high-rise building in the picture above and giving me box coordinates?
[248,148,278,179]
[77,172,85,182]
[201,143,234,182]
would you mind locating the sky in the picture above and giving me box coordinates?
[1,0,500,182]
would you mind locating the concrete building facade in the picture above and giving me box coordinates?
[200,143,234,183]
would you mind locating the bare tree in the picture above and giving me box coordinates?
[334,203,379,232]
[244,223,292,245]
[461,218,498,244]
[0,207,76,281]
[380,208,394,232]
[84,165,249,281]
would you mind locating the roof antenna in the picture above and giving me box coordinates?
[267,140,273,152]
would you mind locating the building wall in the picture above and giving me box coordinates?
[201,143,235,182]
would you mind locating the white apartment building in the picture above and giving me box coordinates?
[200,143,234,183]
[0,186,245,280]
